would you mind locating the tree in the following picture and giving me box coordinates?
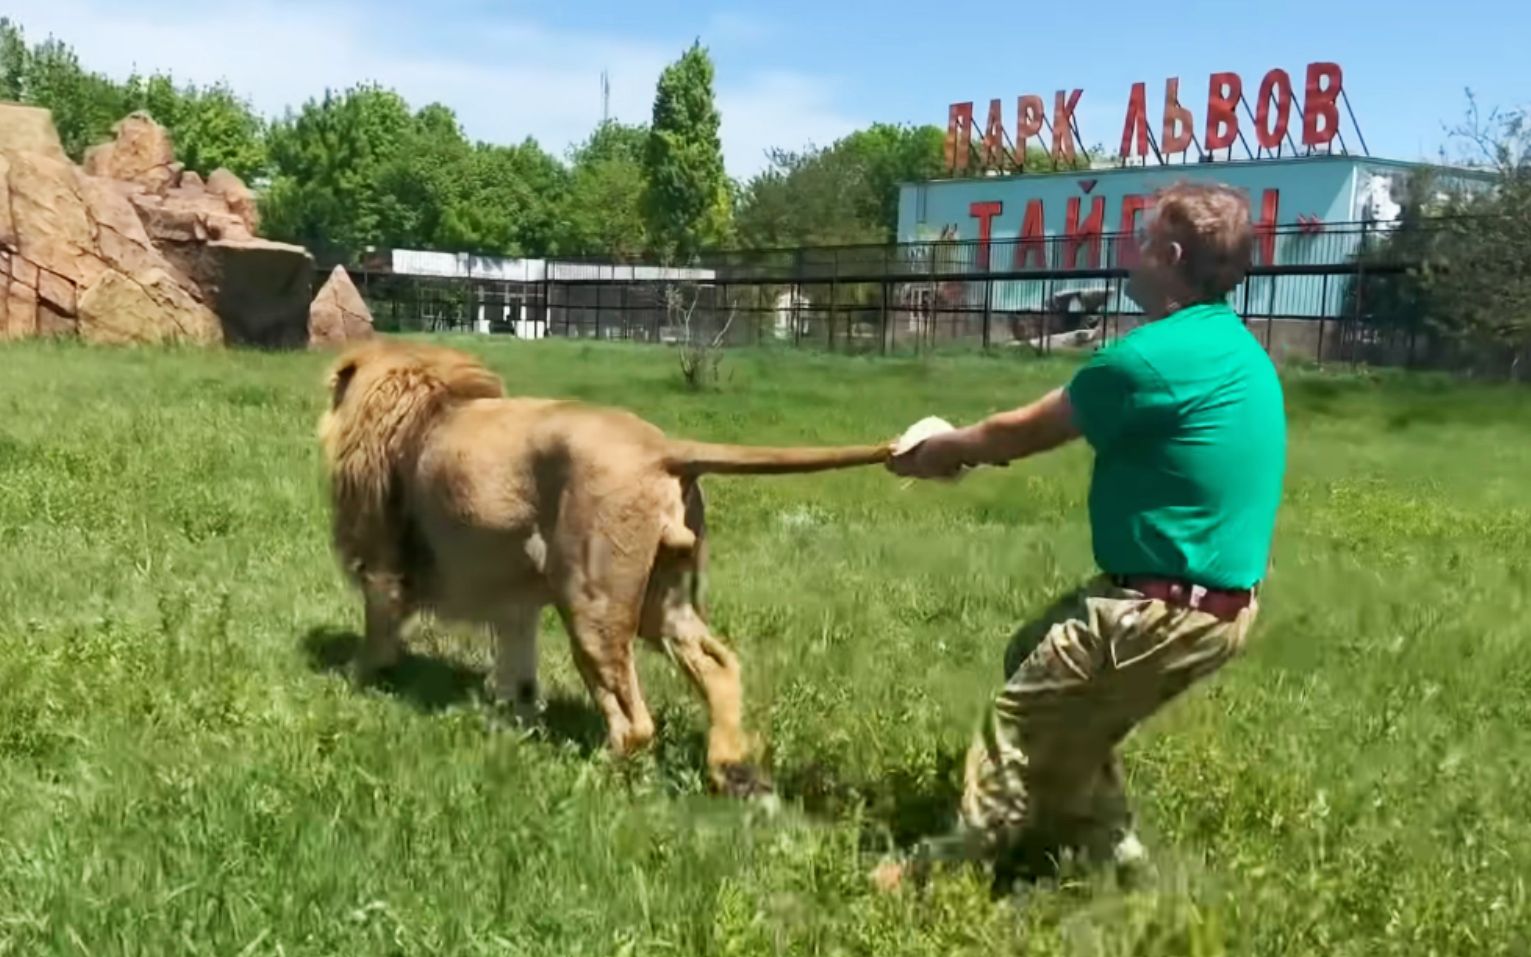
[120,73,267,181]
[734,123,948,248]
[262,86,568,260]
[0,18,28,101]
[1,20,126,158]
[1417,95,1531,375]
[556,121,649,259]
[643,41,731,260]
[261,84,415,256]
[437,138,569,256]
[1,19,266,178]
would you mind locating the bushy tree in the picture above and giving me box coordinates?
[643,41,731,260]
[1420,96,1531,374]
[556,121,649,259]
[1,19,126,158]
[734,123,949,248]
[120,73,267,181]
[1,18,265,177]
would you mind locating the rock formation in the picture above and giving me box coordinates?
[0,104,319,348]
[308,265,376,347]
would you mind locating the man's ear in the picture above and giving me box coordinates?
[1168,241,1184,265]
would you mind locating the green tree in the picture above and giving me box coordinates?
[437,138,569,256]
[555,121,649,259]
[643,41,731,260]
[261,84,422,257]
[262,86,567,260]
[1417,96,1531,375]
[0,18,28,101]
[1,19,126,158]
[120,73,267,181]
[734,123,949,247]
[1,19,266,178]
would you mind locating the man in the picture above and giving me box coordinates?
[880,181,1287,892]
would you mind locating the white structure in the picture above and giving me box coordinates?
[773,289,811,339]
[386,249,715,285]
[384,249,716,338]
[1356,172,1404,232]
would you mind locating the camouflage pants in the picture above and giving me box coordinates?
[920,576,1257,875]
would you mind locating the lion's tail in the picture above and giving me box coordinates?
[661,440,891,477]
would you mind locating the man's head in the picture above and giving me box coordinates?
[1127,182,1253,320]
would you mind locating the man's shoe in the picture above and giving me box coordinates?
[1111,831,1154,888]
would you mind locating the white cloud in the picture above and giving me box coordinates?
[2,0,859,176]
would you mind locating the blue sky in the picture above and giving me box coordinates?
[6,0,1526,175]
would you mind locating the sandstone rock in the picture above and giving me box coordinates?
[3,280,38,340]
[5,150,103,290]
[38,302,76,338]
[131,182,254,249]
[309,265,376,347]
[180,239,315,349]
[205,168,260,234]
[1,147,209,343]
[82,111,178,194]
[0,155,15,248]
[0,103,312,350]
[77,268,221,346]
[0,104,68,164]
[37,268,76,315]
[11,255,38,289]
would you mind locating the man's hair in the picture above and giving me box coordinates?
[1147,182,1254,301]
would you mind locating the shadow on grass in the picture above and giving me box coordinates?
[777,754,1078,895]
[774,750,965,851]
[301,628,968,819]
[300,626,607,752]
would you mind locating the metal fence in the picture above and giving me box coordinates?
[335,220,1491,371]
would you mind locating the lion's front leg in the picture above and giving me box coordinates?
[355,572,409,682]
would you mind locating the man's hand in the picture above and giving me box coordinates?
[887,427,978,480]
[887,388,1081,482]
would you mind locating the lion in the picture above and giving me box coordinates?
[317,338,891,794]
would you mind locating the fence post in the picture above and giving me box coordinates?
[1316,273,1329,365]
[720,283,729,348]
[829,276,838,352]
[1040,278,1051,357]
[928,236,938,355]
[1352,254,1366,370]
[880,281,890,356]
[982,278,992,350]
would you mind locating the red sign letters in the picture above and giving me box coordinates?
[947,62,1347,171]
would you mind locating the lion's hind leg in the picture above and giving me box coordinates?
[553,527,658,760]
[639,482,769,797]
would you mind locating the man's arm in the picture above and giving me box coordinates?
[889,387,1081,479]
[962,387,1082,464]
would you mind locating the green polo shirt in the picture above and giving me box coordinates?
[1065,302,1286,590]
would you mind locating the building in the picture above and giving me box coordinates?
[355,248,716,339]
[896,154,1487,246]
[892,155,1494,350]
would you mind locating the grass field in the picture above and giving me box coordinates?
[2,336,1529,955]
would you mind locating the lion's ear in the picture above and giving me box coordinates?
[329,360,359,411]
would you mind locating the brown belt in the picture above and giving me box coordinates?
[1110,575,1256,622]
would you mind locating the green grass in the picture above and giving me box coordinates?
[2,336,1529,955]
